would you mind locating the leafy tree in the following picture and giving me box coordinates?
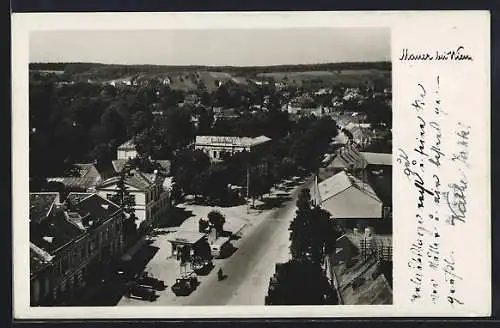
[207,210,226,237]
[289,188,332,264]
[110,170,138,245]
[193,164,230,202]
[265,259,335,305]
[171,149,211,195]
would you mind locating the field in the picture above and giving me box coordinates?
[257,69,391,87]
[30,62,391,90]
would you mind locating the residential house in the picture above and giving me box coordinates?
[117,139,138,160]
[319,145,367,181]
[195,135,272,162]
[314,171,391,233]
[46,163,105,193]
[29,192,124,306]
[96,169,169,229]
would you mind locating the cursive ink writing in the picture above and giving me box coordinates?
[399,46,473,62]
[444,175,468,226]
[443,253,464,307]
[428,121,445,167]
[451,122,471,168]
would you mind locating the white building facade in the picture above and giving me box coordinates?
[96,170,169,228]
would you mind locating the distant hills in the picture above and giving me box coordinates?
[29,61,391,74]
[29,61,391,91]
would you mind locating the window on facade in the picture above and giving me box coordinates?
[130,195,136,204]
[213,150,218,159]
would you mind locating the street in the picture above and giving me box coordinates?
[117,175,313,306]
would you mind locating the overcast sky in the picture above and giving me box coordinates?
[30,28,390,66]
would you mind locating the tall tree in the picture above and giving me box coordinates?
[110,170,138,245]
[288,188,331,264]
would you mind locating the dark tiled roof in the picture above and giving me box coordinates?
[112,160,171,176]
[30,211,85,254]
[74,163,102,180]
[68,194,121,227]
[29,193,59,224]
[46,177,98,190]
[99,170,155,191]
[335,256,393,305]
[112,159,128,173]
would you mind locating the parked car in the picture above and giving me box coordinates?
[171,273,198,296]
[192,257,214,275]
[136,272,166,290]
[124,282,157,302]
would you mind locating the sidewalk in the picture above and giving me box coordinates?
[121,237,146,262]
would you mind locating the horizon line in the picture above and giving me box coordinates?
[29,60,391,69]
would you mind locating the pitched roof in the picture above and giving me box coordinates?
[335,256,393,305]
[195,135,271,148]
[29,192,59,224]
[65,193,121,229]
[360,152,392,166]
[317,171,381,205]
[46,177,98,190]
[118,139,136,150]
[98,170,156,191]
[30,242,53,277]
[74,163,102,180]
[112,159,171,175]
[30,210,85,254]
[111,159,128,173]
[325,146,367,170]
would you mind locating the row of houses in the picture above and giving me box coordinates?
[31,139,176,306]
[30,192,125,306]
[313,142,393,304]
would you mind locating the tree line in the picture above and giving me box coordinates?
[30,61,391,78]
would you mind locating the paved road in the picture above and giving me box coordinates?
[175,176,314,305]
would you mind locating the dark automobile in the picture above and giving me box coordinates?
[136,272,166,291]
[171,274,199,296]
[124,282,157,301]
[192,258,214,276]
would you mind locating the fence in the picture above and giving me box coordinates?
[359,238,392,262]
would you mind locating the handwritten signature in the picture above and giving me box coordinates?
[399,46,473,62]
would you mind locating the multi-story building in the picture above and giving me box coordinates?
[96,169,169,229]
[195,135,271,162]
[29,192,124,306]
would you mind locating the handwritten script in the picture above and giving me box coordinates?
[399,46,473,62]
[397,75,471,309]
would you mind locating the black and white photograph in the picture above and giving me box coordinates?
[27,27,393,308]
